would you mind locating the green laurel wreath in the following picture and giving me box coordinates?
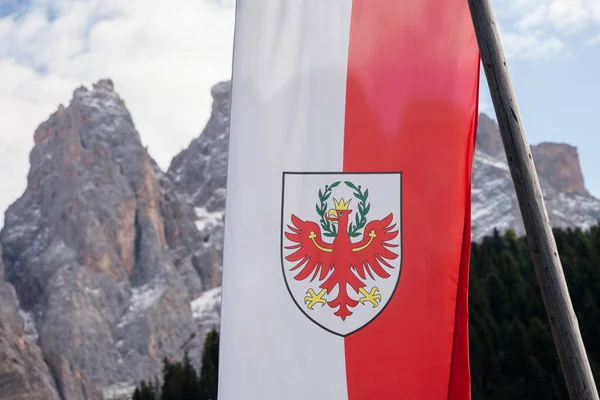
[315,180,370,238]
[316,181,340,237]
[345,181,370,238]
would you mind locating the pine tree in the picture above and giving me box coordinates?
[181,351,202,399]
[199,329,220,400]
[132,380,159,400]
[469,223,600,399]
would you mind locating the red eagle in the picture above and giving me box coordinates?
[284,197,399,320]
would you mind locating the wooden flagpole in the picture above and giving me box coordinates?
[467,0,600,398]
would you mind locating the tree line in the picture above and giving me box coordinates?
[133,223,600,398]
[132,330,219,400]
[470,224,600,398]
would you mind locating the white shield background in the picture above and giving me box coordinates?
[281,172,402,336]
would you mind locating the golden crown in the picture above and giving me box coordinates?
[333,197,351,210]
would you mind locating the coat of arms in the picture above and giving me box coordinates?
[281,172,402,336]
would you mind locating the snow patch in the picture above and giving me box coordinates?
[474,150,510,172]
[102,383,136,400]
[191,286,221,322]
[3,222,38,242]
[117,281,166,328]
[129,283,165,313]
[84,286,101,296]
[194,207,224,232]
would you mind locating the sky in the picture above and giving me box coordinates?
[0,0,599,227]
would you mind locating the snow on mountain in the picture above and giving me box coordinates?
[472,114,600,240]
[191,286,221,327]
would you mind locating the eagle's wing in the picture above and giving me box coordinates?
[349,213,399,280]
[284,214,335,282]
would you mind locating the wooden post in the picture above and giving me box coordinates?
[467,0,600,398]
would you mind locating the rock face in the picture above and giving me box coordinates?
[531,142,589,195]
[0,80,209,399]
[475,114,589,195]
[474,113,505,158]
[0,245,61,400]
[168,81,231,291]
[472,113,600,240]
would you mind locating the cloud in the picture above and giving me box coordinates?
[0,0,236,226]
[492,0,600,59]
[585,33,600,45]
[502,0,600,32]
[500,30,566,60]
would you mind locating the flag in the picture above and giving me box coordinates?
[218,1,480,399]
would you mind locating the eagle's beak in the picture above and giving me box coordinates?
[326,209,338,224]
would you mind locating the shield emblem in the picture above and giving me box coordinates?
[281,172,403,336]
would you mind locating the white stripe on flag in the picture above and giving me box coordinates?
[218,1,353,400]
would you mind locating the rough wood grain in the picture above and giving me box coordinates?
[467,0,600,398]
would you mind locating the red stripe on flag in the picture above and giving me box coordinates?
[446,110,480,400]
[342,0,480,398]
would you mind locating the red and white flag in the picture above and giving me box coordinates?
[218,1,480,399]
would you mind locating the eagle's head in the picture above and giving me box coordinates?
[327,197,353,224]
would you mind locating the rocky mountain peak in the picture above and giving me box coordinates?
[166,81,232,290]
[169,81,230,210]
[474,114,590,198]
[476,113,505,158]
[472,117,600,239]
[1,79,211,399]
[531,142,589,196]
[35,78,138,148]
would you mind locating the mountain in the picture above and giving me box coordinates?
[472,114,600,240]
[168,81,230,291]
[0,80,215,399]
[168,83,600,249]
[1,79,599,400]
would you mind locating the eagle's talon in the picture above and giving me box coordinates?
[304,288,327,310]
[359,287,381,307]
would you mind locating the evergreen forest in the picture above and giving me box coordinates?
[131,330,219,400]
[133,223,600,399]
